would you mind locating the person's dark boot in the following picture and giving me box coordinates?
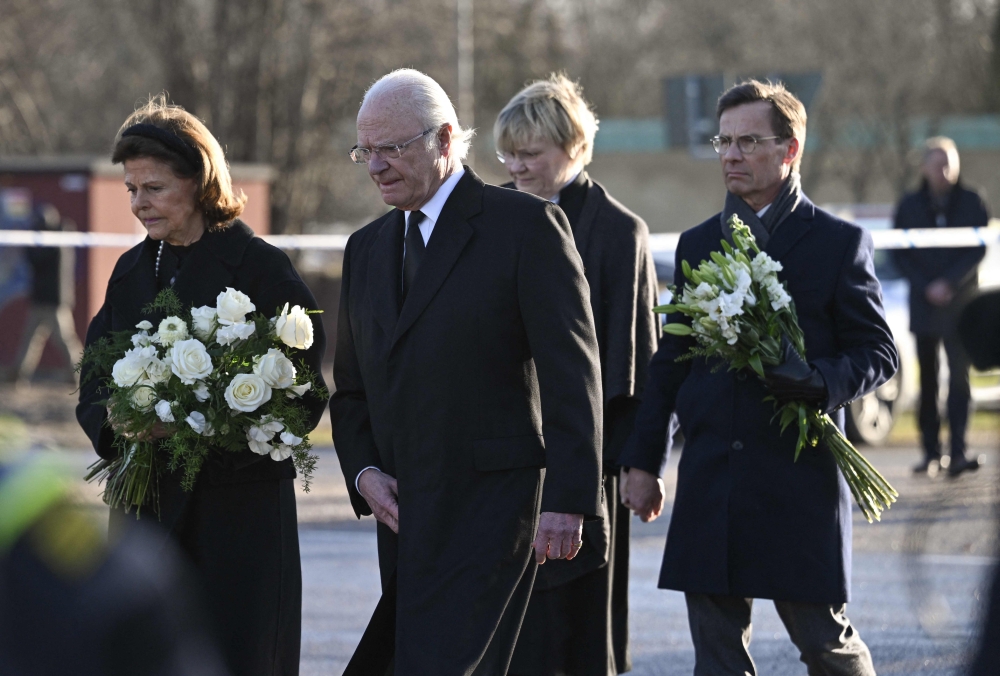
[913,456,941,476]
[948,455,981,478]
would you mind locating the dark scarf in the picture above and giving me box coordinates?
[557,171,589,230]
[721,172,802,249]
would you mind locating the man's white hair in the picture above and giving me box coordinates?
[362,68,474,162]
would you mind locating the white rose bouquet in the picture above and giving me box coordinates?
[80,287,327,516]
[658,215,897,522]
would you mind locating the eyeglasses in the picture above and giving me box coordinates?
[350,128,435,164]
[495,149,543,165]
[711,135,782,155]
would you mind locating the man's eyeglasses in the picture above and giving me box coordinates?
[711,135,783,155]
[350,128,435,164]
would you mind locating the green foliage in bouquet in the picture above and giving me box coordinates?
[78,287,329,517]
[655,215,898,523]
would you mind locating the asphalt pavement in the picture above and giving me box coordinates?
[290,443,1000,676]
[25,421,1000,676]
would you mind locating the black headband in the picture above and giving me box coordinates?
[120,123,203,171]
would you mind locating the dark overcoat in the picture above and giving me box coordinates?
[892,180,988,336]
[508,173,658,676]
[330,168,603,675]
[620,197,898,604]
[76,220,328,676]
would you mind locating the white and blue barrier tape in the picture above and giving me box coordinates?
[0,227,996,252]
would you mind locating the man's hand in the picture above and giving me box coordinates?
[620,467,665,522]
[357,468,399,533]
[926,278,954,307]
[532,512,584,564]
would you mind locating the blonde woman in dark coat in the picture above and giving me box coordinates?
[496,74,660,676]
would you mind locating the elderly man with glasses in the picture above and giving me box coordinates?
[330,69,603,676]
[619,80,898,676]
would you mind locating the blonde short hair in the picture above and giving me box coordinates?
[112,93,246,228]
[924,136,960,164]
[494,73,599,166]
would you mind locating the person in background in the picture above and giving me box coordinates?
[495,73,659,676]
[959,289,1000,676]
[12,203,83,388]
[0,452,228,676]
[893,136,988,478]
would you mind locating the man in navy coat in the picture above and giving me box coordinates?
[618,80,898,676]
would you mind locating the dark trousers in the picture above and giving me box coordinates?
[916,333,972,460]
[685,593,875,676]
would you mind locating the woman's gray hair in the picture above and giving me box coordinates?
[495,73,599,166]
[362,68,474,162]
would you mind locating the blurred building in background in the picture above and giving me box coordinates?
[0,159,272,374]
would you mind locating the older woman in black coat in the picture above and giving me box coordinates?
[496,74,659,676]
[76,95,327,676]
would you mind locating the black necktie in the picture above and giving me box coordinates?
[403,210,426,299]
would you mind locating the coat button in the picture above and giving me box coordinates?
[737,372,747,381]
[731,440,744,450]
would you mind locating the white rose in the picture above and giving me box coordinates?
[131,332,153,347]
[192,382,210,402]
[144,357,171,385]
[111,345,156,387]
[270,445,293,461]
[136,320,153,331]
[273,303,314,350]
[224,373,272,412]
[190,305,218,341]
[279,430,303,446]
[168,339,213,385]
[131,384,157,411]
[156,316,189,346]
[253,348,296,389]
[112,356,145,387]
[155,399,175,423]
[185,411,214,436]
[216,287,256,325]
[216,321,256,346]
[285,382,312,399]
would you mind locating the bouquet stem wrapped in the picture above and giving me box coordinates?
[657,215,897,522]
[80,288,327,517]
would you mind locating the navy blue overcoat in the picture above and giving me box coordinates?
[620,196,899,604]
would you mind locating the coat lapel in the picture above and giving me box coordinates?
[107,220,256,328]
[391,169,482,348]
[765,196,817,261]
[367,210,404,338]
[572,174,604,262]
[107,240,160,328]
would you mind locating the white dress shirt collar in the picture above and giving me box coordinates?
[406,167,465,226]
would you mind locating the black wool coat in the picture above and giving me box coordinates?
[330,168,603,675]
[76,220,328,676]
[508,173,658,676]
[892,180,988,336]
[620,197,898,604]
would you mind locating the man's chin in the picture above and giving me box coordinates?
[378,185,407,207]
